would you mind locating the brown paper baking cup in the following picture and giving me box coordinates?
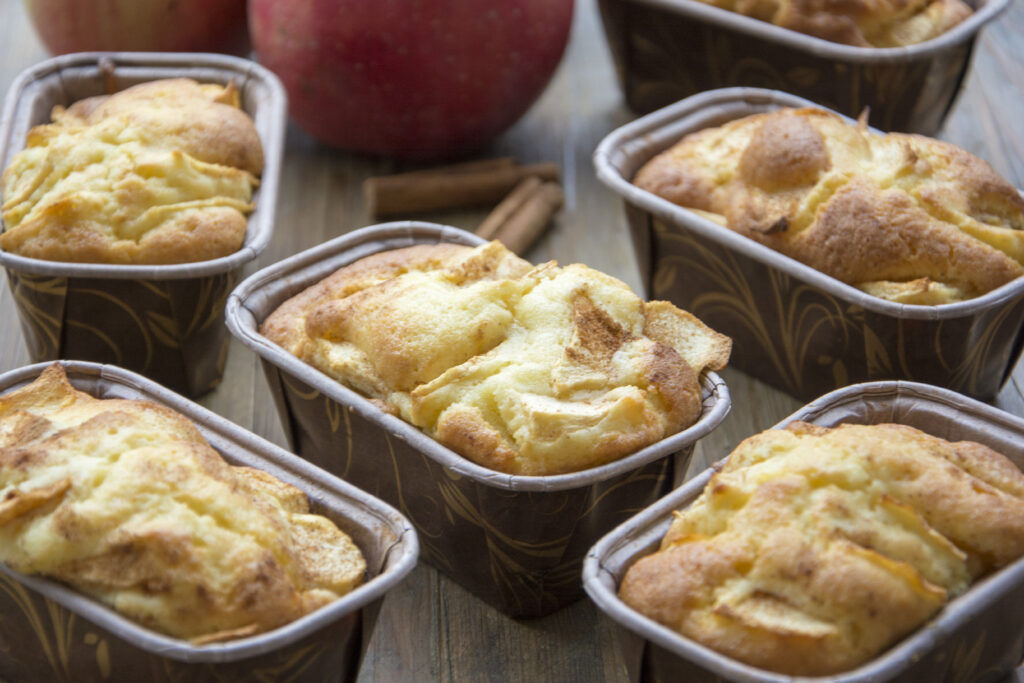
[597,0,1010,135]
[0,360,418,683]
[594,87,1024,403]
[226,221,731,618]
[0,52,287,397]
[584,381,1024,682]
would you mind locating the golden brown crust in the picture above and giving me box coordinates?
[1,204,248,265]
[261,241,732,475]
[619,422,1024,675]
[634,107,1024,303]
[0,365,365,642]
[736,111,832,192]
[57,79,264,176]
[696,0,972,46]
[789,178,1023,293]
[260,243,471,357]
[1,78,262,265]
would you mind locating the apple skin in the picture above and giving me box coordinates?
[248,0,575,159]
[23,0,250,56]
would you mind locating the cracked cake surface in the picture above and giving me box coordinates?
[688,0,972,47]
[1,78,263,265]
[634,107,1024,304]
[261,241,731,475]
[0,365,365,643]
[619,421,1024,675]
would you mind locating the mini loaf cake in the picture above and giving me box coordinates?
[634,107,1024,304]
[1,78,263,264]
[261,241,731,476]
[0,364,365,644]
[690,0,971,47]
[619,421,1024,676]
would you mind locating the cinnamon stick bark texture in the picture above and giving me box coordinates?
[364,159,560,217]
[477,178,564,255]
[476,176,544,240]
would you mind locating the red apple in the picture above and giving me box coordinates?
[248,0,575,159]
[23,0,250,56]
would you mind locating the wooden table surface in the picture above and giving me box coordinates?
[2,1,1023,681]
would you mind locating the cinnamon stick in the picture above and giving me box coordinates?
[476,176,543,241]
[364,160,560,217]
[476,178,564,255]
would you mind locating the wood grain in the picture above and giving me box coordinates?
[0,1,1022,681]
